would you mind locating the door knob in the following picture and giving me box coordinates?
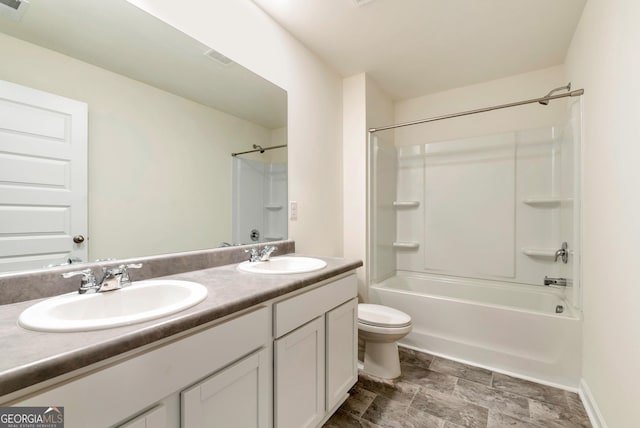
[73,235,85,244]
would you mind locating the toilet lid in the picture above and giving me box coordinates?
[358,304,412,328]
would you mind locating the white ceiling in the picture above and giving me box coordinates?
[252,0,587,100]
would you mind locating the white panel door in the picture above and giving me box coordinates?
[275,317,325,428]
[0,80,88,272]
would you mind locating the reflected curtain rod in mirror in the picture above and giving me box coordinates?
[232,144,288,157]
[0,0,288,275]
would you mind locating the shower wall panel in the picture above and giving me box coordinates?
[392,126,571,287]
[423,134,516,278]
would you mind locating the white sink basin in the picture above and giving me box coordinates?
[18,280,208,332]
[237,256,327,275]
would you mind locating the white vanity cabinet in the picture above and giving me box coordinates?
[9,270,359,428]
[273,274,358,428]
[15,306,270,428]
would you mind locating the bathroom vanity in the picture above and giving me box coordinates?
[0,246,361,428]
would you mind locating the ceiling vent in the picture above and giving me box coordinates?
[203,48,234,66]
[352,0,375,6]
[0,0,30,21]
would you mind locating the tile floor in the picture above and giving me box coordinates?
[324,347,591,428]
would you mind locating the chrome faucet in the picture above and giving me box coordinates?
[63,263,142,294]
[245,245,277,262]
[554,242,569,264]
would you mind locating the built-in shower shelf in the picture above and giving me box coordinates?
[522,197,573,206]
[264,205,283,210]
[393,201,420,208]
[521,248,556,257]
[393,242,420,250]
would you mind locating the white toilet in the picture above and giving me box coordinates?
[358,303,413,379]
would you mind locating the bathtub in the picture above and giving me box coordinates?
[369,272,582,389]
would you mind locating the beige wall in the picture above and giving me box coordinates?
[127,0,344,257]
[0,32,272,260]
[394,66,568,145]
[342,74,394,300]
[342,74,367,299]
[565,0,640,426]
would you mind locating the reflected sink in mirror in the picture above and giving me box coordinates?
[237,256,327,275]
[18,280,208,332]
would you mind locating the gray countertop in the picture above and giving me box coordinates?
[0,255,362,399]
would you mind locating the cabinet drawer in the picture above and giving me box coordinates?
[274,274,356,338]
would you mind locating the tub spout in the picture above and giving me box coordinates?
[544,276,567,287]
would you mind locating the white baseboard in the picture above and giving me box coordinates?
[580,379,608,428]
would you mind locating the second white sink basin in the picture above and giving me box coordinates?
[237,256,327,275]
[18,279,208,332]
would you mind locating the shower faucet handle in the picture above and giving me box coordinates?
[554,242,569,264]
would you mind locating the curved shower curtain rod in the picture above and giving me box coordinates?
[369,84,584,133]
[231,144,288,157]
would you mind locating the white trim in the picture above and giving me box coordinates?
[579,379,608,428]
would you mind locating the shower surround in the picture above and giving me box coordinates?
[368,100,582,388]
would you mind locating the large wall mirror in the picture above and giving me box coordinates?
[0,0,288,274]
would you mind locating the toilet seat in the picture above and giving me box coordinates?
[358,303,412,328]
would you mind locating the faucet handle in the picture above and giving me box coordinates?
[259,245,277,261]
[62,268,97,293]
[119,263,143,286]
[245,247,260,262]
[62,268,95,280]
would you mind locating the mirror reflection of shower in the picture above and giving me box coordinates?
[231,142,288,245]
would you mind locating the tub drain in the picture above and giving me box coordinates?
[555,305,564,314]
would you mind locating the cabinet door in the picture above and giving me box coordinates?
[326,298,358,411]
[181,348,269,428]
[118,405,166,428]
[274,316,325,428]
